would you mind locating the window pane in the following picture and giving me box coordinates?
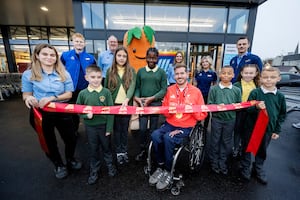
[29,27,48,45]
[106,3,144,30]
[0,44,8,73]
[85,40,94,54]
[49,28,68,45]
[91,3,104,29]
[11,45,30,73]
[9,26,28,44]
[94,40,106,59]
[227,8,249,34]
[146,4,189,32]
[190,6,227,33]
[82,3,92,28]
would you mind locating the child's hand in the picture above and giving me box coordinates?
[87,112,93,119]
[272,133,279,140]
[105,132,111,136]
[256,101,266,109]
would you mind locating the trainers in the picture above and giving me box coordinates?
[156,170,172,191]
[149,168,164,186]
[67,158,82,170]
[292,122,300,129]
[88,170,99,185]
[54,166,68,179]
[256,173,268,185]
[117,153,124,165]
[107,165,117,177]
[211,166,220,174]
[123,152,129,163]
[135,150,146,162]
[220,168,228,175]
[240,171,251,182]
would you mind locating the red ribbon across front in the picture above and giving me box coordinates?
[34,101,268,156]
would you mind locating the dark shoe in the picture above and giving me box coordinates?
[67,158,82,170]
[220,168,228,175]
[123,152,129,163]
[88,170,98,185]
[240,171,251,182]
[211,166,220,174]
[256,174,268,185]
[107,165,117,177]
[135,150,146,162]
[117,153,124,165]
[54,166,68,179]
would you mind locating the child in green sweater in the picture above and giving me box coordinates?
[76,65,116,185]
[134,47,167,161]
[208,65,241,175]
[240,66,286,185]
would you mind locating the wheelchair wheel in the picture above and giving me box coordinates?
[189,123,206,171]
[171,186,181,196]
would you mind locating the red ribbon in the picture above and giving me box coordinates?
[33,108,49,154]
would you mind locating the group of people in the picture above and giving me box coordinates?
[21,34,286,191]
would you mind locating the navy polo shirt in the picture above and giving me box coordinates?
[194,69,217,97]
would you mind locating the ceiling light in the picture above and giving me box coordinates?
[40,6,49,12]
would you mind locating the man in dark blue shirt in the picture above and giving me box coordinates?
[230,37,263,83]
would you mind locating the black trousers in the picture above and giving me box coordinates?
[30,108,77,167]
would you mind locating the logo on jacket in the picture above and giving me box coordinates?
[99,96,105,102]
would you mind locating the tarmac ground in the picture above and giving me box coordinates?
[0,96,300,200]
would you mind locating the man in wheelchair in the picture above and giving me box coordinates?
[149,63,207,191]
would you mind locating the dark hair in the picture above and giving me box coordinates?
[146,47,159,57]
[107,46,135,91]
[237,36,250,43]
[86,64,102,74]
[237,64,260,87]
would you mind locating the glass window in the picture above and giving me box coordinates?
[11,45,30,73]
[106,3,144,30]
[29,27,48,45]
[9,26,28,44]
[227,8,249,34]
[190,5,227,33]
[82,2,105,29]
[49,27,68,45]
[85,40,94,54]
[146,4,189,32]
[0,44,8,73]
[94,40,106,59]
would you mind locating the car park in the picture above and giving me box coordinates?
[277,72,300,88]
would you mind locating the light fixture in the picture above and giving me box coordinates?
[113,20,213,28]
[40,6,49,12]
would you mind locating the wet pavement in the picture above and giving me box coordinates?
[0,95,300,200]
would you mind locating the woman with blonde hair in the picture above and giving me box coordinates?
[22,43,81,179]
[167,51,185,86]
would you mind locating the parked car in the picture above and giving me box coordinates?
[277,72,300,88]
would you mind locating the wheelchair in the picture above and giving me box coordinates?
[144,121,206,195]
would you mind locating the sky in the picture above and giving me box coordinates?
[252,0,300,60]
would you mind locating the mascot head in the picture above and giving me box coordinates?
[123,26,155,71]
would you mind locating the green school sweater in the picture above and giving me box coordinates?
[134,67,167,102]
[246,87,286,135]
[208,84,242,121]
[76,87,114,132]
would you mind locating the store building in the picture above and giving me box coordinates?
[0,0,267,74]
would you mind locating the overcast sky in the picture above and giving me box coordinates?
[251,0,300,60]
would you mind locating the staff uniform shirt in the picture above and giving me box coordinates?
[60,49,96,90]
[21,69,74,101]
[98,50,114,78]
[194,69,217,97]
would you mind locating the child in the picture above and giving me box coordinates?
[104,46,136,165]
[76,65,116,185]
[207,65,241,175]
[240,66,286,184]
[233,64,260,157]
[134,47,168,161]
[194,56,217,132]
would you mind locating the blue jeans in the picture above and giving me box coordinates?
[209,117,235,171]
[85,124,113,171]
[151,122,192,171]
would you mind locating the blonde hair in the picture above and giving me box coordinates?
[261,64,280,75]
[30,43,67,82]
[72,33,85,41]
[173,51,185,65]
[200,55,214,70]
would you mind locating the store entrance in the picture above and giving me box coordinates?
[189,43,223,79]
